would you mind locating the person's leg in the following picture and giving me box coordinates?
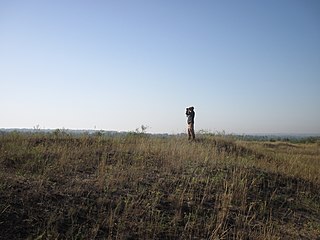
[191,123,195,139]
[188,124,192,140]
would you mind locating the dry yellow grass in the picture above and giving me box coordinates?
[0,132,319,239]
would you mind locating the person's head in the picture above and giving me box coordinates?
[189,106,194,111]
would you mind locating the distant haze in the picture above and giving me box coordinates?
[1,1,320,134]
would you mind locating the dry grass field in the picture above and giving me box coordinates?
[0,132,319,239]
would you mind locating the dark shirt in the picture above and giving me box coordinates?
[186,110,195,124]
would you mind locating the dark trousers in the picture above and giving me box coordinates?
[188,123,195,140]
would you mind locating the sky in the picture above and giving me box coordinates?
[1,0,320,134]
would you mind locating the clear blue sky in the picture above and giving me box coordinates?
[1,0,320,134]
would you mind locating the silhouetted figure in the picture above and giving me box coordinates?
[186,106,195,140]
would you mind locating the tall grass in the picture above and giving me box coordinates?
[0,132,319,239]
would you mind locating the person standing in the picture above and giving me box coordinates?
[186,106,195,140]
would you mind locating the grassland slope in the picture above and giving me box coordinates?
[0,133,319,239]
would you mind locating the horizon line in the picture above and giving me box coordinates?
[1,128,320,137]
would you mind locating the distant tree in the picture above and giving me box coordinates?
[135,125,149,134]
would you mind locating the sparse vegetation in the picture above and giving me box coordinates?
[0,132,319,239]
